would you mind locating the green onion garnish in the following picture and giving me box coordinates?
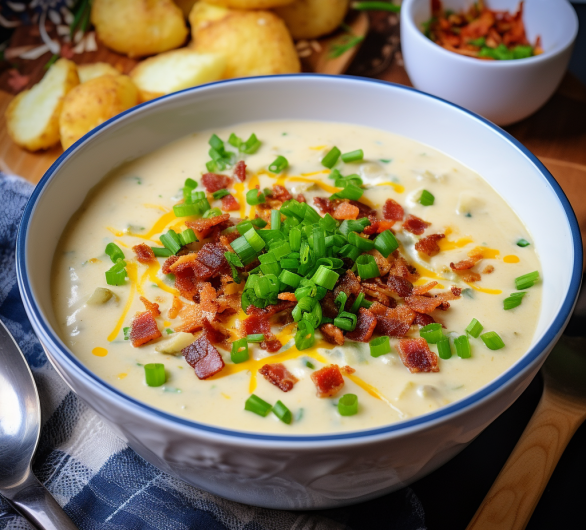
[311,265,339,290]
[273,400,293,424]
[437,337,452,359]
[334,311,357,332]
[246,189,265,205]
[420,323,443,343]
[516,239,530,247]
[465,318,483,338]
[242,133,261,154]
[244,394,272,417]
[243,228,266,252]
[295,320,315,350]
[231,338,249,363]
[268,155,289,174]
[322,147,341,169]
[271,209,281,231]
[504,292,526,310]
[331,183,363,201]
[144,363,166,387]
[348,231,375,251]
[173,203,199,217]
[481,331,505,350]
[341,149,364,163]
[105,242,125,263]
[419,190,435,206]
[349,292,365,313]
[374,230,399,258]
[160,230,182,255]
[246,334,265,343]
[454,335,471,358]
[338,244,361,261]
[212,189,230,200]
[151,247,173,258]
[105,259,127,286]
[370,336,391,357]
[305,360,315,369]
[356,254,379,279]
[515,271,540,290]
[203,207,222,218]
[338,394,358,416]
[279,269,302,288]
[230,236,257,264]
[123,327,130,340]
[179,228,198,246]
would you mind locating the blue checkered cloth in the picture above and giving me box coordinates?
[0,173,426,530]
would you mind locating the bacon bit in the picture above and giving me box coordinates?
[162,255,180,275]
[413,313,437,327]
[334,270,361,301]
[451,286,462,296]
[397,338,439,373]
[450,257,479,270]
[175,303,204,333]
[168,253,198,274]
[202,173,233,193]
[186,214,231,239]
[366,249,391,276]
[242,315,282,352]
[434,289,461,301]
[415,234,445,257]
[346,308,377,342]
[215,294,241,316]
[333,201,359,220]
[168,296,183,319]
[259,363,298,392]
[202,318,230,345]
[140,296,160,317]
[271,184,292,202]
[320,291,339,319]
[363,220,395,235]
[246,300,295,318]
[132,243,156,264]
[130,311,161,347]
[347,200,377,219]
[310,364,345,398]
[7,69,30,93]
[220,194,240,211]
[233,160,246,182]
[320,323,345,346]
[360,282,395,308]
[374,305,416,337]
[387,275,414,297]
[297,194,306,203]
[313,196,332,214]
[458,270,482,282]
[194,242,231,279]
[403,214,431,235]
[174,270,199,301]
[340,365,356,375]
[182,334,225,379]
[199,282,218,321]
[412,281,438,296]
[483,265,495,274]
[383,198,404,221]
[404,295,443,314]
[388,254,420,283]
[278,292,297,302]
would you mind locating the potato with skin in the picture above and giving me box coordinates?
[77,62,121,84]
[189,1,231,36]
[59,75,139,150]
[6,58,79,151]
[130,48,226,102]
[205,0,294,8]
[193,10,300,77]
[274,0,349,40]
[91,0,188,58]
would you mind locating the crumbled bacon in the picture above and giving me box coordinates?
[387,275,414,297]
[451,286,462,297]
[278,292,297,302]
[202,173,233,193]
[320,291,339,319]
[259,363,298,392]
[413,313,437,327]
[346,308,377,342]
[215,294,241,316]
[199,282,218,321]
[313,197,332,214]
[271,184,292,202]
[366,249,391,276]
[363,220,395,235]
[186,214,231,239]
[374,304,416,337]
[397,338,439,373]
[182,335,225,379]
[404,295,444,314]
[174,270,199,301]
[162,255,180,275]
[175,303,204,332]
[383,199,404,221]
[434,289,462,301]
[403,214,431,235]
[140,296,160,317]
[360,281,396,308]
[202,318,230,345]
[246,300,295,318]
[388,254,420,282]
[196,243,231,279]
[333,201,359,220]
[168,296,183,319]
[296,194,306,203]
[450,257,479,270]
[233,160,246,182]
[130,311,161,347]
[347,200,377,220]
[334,270,361,302]
[412,281,438,296]
[320,323,345,346]
[133,243,156,263]
[458,271,482,282]
[415,234,445,256]
[340,365,356,375]
[483,265,495,274]
[310,364,345,398]
[242,315,281,352]
[221,194,240,212]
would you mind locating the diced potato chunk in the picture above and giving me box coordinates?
[274,0,349,40]
[155,332,196,354]
[87,287,115,305]
[77,62,121,84]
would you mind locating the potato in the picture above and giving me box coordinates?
[189,1,231,35]
[59,75,139,150]
[173,0,199,17]
[77,62,121,84]
[205,0,295,8]
[5,58,79,151]
[274,0,349,40]
[91,0,188,58]
[193,10,300,77]
[130,48,226,102]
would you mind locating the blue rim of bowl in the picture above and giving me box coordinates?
[16,74,583,443]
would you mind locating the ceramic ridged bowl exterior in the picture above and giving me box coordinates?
[401,0,579,126]
[17,75,582,509]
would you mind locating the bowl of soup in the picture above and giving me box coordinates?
[16,75,582,509]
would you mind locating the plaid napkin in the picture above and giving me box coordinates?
[0,173,427,530]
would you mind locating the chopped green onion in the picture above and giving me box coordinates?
[437,337,452,359]
[420,323,443,344]
[246,189,265,205]
[334,311,357,331]
[243,228,266,252]
[179,228,197,246]
[231,338,249,363]
[242,133,261,154]
[419,190,435,206]
[334,292,348,315]
[279,269,302,288]
[311,265,339,290]
[203,207,222,219]
[305,360,315,369]
[303,302,323,328]
[331,183,363,201]
[339,218,370,236]
[123,327,130,340]
[289,227,302,251]
[517,238,530,247]
[374,230,399,258]
[246,334,265,343]
[212,189,230,200]
[319,213,338,232]
[356,254,379,279]
[465,318,483,338]
[515,271,540,290]
[245,394,272,417]
[281,258,300,270]
[322,146,341,169]
[338,244,361,262]
[209,133,224,152]
[370,336,391,357]
[160,230,182,254]
[231,236,257,265]
[481,331,505,350]
[303,205,321,226]
[312,226,326,258]
[273,400,293,424]
[105,242,124,263]
[338,394,358,416]
[504,292,526,310]
[341,149,364,163]
[270,241,291,259]
[105,259,127,286]
[271,209,281,231]
[348,231,374,251]
[454,335,471,358]
[173,203,198,217]
[260,261,281,276]
[335,175,363,188]
[151,247,173,258]
[144,363,166,387]
[295,320,315,350]
[349,292,365,313]
[361,298,373,309]
[269,155,288,174]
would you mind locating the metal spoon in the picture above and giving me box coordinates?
[467,334,586,530]
[0,319,78,530]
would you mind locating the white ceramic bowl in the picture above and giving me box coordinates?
[17,75,582,509]
[401,0,579,125]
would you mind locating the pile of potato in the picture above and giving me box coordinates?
[6,0,350,152]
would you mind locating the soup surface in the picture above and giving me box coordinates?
[52,120,542,434]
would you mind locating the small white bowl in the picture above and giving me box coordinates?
[401,0,579,125]
[16,75,582,509]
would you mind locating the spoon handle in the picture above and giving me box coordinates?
[466,389,586,530]
[7,473,78,530]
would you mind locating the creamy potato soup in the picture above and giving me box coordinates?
[52,120,542,434]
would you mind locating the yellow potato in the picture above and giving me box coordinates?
[205,0,294,8]
[274,0,349,40]
[77,62,121,84]
[193,10,300,77]
[91,0,188,58]
[189,1,231,36]
[59,75,139,150]
[173,0,199,17]
[5,58,79,151]
[130,48,226,102]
